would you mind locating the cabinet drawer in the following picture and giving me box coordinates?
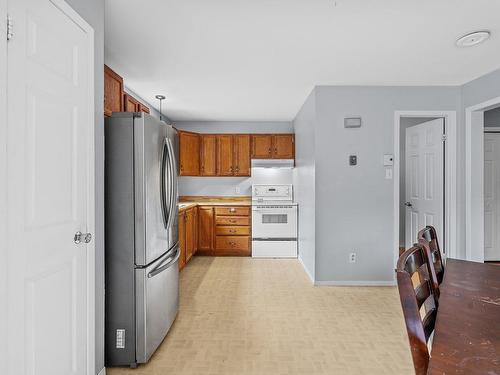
[215,226,250,236]
[215,206,250,216]
[215,216,250,226]
[215,236,250,251]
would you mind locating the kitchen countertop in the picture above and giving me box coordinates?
[178,196,251,212]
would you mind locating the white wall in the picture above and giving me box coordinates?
[313,86,460,283]
[175,121,294,197]
[292,90,316,282]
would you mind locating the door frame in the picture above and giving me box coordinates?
[393,111,457,273]
[465,96,500,262]
[0,0,8,372]
[2,0,96,373]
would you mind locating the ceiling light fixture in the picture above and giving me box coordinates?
[155,95,166,121]
[456,31,491,47]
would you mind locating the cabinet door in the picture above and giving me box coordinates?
[179,131,200,176]
[273,134,295,159]
[217,135,234,176]
[234,135,251,176]
[197,206,214,254]
[138,103,150,114]
[123,93,139,112]
[200,135,217,176]
[178,212,186,270]
[252,135,273,159]
[104,65,124,116]
[185,208,194,263]
[193,207,198,254]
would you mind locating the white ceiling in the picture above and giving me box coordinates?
[105,0,500,121]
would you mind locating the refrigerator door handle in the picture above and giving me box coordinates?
[160,138,171,229]
[165,137,177,231]
[147,244,180,279]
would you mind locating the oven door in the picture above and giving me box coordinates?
[251,205,297,239]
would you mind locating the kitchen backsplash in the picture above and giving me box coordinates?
[179,168,293,196]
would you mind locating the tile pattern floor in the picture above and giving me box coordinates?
[108,257,414,375]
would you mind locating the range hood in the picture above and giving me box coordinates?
[251,159,295,169]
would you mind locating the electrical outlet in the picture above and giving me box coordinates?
[349,252,356,263]
[235,186,241,194]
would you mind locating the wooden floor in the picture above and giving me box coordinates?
[108,257,413,375]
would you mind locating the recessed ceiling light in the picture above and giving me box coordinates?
[456,31,491,47]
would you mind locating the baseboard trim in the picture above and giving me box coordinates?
[97,367,106,375]
[314,280,396,286]
[297,256,315,284]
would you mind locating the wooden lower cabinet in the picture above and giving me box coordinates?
[197,206,214,255]
[185,208,195,262]
[181,204,251,257]
[214,206,251,256]
[178,210,186,270]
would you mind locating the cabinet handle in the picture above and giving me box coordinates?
[229,230,236,233]
[274,148,277,154]
[268,148,272,154]
[230,208,236,212]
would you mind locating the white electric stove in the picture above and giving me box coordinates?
[251,184,298,258]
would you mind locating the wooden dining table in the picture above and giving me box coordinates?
[428,259,500,374]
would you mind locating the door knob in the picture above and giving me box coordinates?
[74,231,92,244]
[404,202,413,207]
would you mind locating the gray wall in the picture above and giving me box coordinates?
[65,0,105,373]
[175,121,294,197]
[485,107,500,127]
[292,91,317,281]
[313,86,461,283]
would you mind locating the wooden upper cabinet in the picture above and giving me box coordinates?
[217,135,234,176]
[124,93,139,112]
[273,134,294,159]
[252,135,273,159]
[197,206,214,254]
[200,135,217,176]
[234,135,251,176]
[138,103,150,114]
[104,65,124,116]
[251,134,294,159]
[179,131,200,176]
[124,93,150,114]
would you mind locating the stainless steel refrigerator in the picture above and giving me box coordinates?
[105,112,179,367]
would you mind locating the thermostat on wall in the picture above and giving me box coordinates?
[344,117,362,128]
[383,154,394,166]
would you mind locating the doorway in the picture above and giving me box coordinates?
[483,107,500,261]
[466,97,500,262]
[393,111,457,270]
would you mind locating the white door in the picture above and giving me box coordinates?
[405,118,444,250]
[484,133,500,261]
[6,0,94,374]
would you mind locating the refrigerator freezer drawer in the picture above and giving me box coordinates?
[135,244,180,363]
[252,240,297,258]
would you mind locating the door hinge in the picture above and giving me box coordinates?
[442,134,447,142]
[7,15,13,41]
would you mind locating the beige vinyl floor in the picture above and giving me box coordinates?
[108,257,414,375]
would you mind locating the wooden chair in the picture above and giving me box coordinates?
[417,226,444,296]
[396,244,438,375]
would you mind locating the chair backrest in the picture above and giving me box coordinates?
[417,226,444,287]
[396,244,438,375]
